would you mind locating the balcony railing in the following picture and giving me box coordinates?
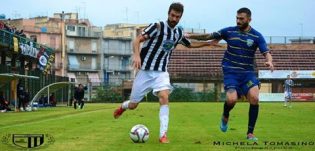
[68,64,101,71]
[67,49,100,55]
[104,49,132,56]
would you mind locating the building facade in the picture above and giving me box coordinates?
[102,37,132,85]
[66,24,102,85]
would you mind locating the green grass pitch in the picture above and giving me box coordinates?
[1,102,315,151]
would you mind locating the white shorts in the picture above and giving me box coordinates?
[130,70,173,103]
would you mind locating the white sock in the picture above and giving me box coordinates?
[159,105,169,138]
[121,100,130,110]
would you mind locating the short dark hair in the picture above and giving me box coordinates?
[237,7,251,17]
[168,2,184,14]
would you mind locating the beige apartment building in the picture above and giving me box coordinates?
[6,13,103,86]
[104,23,147,38]
[7,16,63,76]
[66,23,102,85]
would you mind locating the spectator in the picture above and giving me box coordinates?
[0,91,12,112]
[38,95,45,106]
[0,21,4,29]
[74,84,85,109]
[17,81,25,111]
[23,90,30,109]
[18,30,26,37]
[50,93,56,107]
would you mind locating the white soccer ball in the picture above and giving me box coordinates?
[32,107,38,111]
[26,107,32,112]
[129,124,149,143]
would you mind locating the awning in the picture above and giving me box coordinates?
[67,73,77,82]
[87,73,101,86]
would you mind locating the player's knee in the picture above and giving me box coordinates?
[249,96,259,105]
[159,95,169,105]
[226,96,237,104]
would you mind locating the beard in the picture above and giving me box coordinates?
[167,20,178,28]
[237,22,249,31]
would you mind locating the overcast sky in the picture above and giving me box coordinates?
[2,0,315,36]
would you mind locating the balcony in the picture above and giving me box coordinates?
[67,49,100,55]
[0,29,54,54]
[68,64,101,71]
[104,49,132,56]
[104,64,131,72]
[66,26,102,38]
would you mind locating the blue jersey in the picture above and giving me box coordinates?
[284,79,294,92]
[215,26,269,71]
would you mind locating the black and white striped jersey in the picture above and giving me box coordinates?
[140,21,191,72]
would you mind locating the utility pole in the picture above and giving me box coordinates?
[61,11,66,77]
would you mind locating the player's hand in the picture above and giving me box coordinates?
[265,61,274,72]
[184,33,191,39]
[132,55,141,70]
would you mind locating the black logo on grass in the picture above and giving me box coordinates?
[2,134,54,149]
[13,134,44,148]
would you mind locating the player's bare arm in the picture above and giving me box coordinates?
[187,40,221,48]
[263,52,274,72]
[132,34,147,69]
[185,32,221,41]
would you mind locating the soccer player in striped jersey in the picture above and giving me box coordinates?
[187,7,274,141]
[284,75,294,107]
[113,2,215,143]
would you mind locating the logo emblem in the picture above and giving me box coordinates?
[13,134,44,149]
[291,71,298,78]
[2,134,54,149]
[39,55,48,66]
[162,40,175,52]
[246,80,254,88]
[246,39,254,47]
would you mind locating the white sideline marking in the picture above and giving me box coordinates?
[0,108,110,130]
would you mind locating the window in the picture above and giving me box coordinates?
[67,25,75,31]
[68,40,74,51]
[78,27,86,36]
[92,41,97,53]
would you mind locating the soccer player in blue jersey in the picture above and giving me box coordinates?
[186,7,274,141]
[284,75,294,107]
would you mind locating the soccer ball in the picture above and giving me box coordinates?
[129,124,149,143]
[25,107,32,112]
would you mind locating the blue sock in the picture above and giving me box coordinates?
[223,102,235,119]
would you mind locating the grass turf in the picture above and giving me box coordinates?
[1,102,315,151]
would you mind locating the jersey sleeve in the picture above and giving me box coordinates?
[257,33,269,54]
[216,27,230,40]
[179,36,191,47]
[141,23,158,38]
